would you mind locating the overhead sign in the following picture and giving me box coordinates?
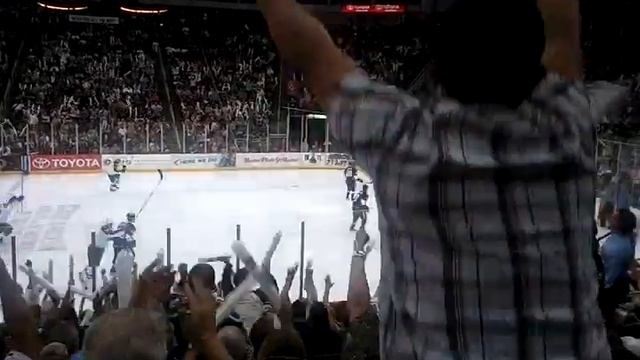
[341,4,406,13]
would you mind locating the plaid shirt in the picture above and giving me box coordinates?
[330,72,626,360]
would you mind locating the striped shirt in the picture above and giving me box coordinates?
[330,72,626,359]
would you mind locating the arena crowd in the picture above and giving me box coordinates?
[1,0,640,359]
[0,228,378,360]
[0,11,430,156]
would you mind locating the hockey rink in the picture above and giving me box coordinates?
[0,169,380,301]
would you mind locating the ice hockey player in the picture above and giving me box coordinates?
[344,161,358,200]
[108,212,137,269]
[89,218,116,267]
[0,195,23,243]
[350,184,370,231]
[107,159,127,192]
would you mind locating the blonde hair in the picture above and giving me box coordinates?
[83,309,168,360]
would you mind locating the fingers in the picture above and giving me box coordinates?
[142,258,161,276]
[184,276,208,304]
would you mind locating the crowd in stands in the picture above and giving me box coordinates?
[165,13,277,154]
[3,14,165,155]
[0,6,23,101]
[0,12,433,156]
[284,20,429,111]
[0,228,379,360]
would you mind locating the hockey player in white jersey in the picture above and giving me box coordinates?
[107,159,127,192]
[0,195,24,243]
[89,218,116,267]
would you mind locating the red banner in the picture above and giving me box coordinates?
[30,154,102,172]
[341,4,406,13]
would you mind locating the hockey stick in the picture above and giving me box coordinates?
[136,169,164,217]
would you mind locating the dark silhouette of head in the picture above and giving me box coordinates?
[218,325,251,360]
[250,313,278,356]
[304,302,343,359]
[433,0,546,108]
[258,329,306,360]
[189,263,216,291]
[613,209,637,236]
[291,299,308,323]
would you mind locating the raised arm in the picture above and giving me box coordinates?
[185,279,232,360]
[262,231,282,276]
[0,258,42,359]
[220,261,235,297]
[304,260,318,304]
[348,229,372,322]
[537,0,582,80]
[281,263,298,303]
[256,0,355,109]
[279,264,298,327]
[323,275,334,305]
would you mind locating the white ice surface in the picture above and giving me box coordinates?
[0,170,380,301]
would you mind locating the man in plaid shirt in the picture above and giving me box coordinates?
[259,0,626,358]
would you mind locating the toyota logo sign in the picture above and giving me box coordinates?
[32,158,51,169]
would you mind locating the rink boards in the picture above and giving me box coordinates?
[0,152,354,174]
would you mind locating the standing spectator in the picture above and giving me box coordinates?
[259,0,624,358]
[599,209,636,321]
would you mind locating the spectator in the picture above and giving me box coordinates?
[599,209,637,321]
[258,0,625,358]
[83,308,169,360]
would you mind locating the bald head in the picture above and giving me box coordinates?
[83,309,168,360]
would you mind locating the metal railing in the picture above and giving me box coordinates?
[0,117,331,155]
[597,139,640,177]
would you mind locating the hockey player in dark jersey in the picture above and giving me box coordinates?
[344,161,358,200]
[107,159,127,192]
[350,184,369,231]
[107,212,137,269]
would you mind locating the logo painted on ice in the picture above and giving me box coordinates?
[1,204,80,253]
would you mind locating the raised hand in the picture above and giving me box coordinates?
[354,228,370,253]
[184,277,218,341]
[323,275,334,305]
[184,277,232,359]
[305,259,314,275]
[286,263,299,281]
[273,230,283,244]
[130,258,174,308]
[324,275,334,290]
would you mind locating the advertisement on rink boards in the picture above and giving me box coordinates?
[302,152,351,168]
[171,154,235,168]
[236,153,304,168]
[102,154,235,171]
[30,154,102,173]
